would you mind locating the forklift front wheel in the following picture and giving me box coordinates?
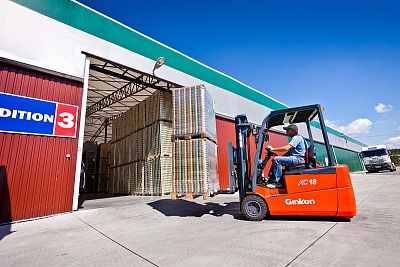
[241,195,268,221]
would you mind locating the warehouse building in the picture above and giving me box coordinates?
[0,0,366,223]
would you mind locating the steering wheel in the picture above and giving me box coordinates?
[266,147,277,157]
[258,147,277,170]
[256,147,277,181]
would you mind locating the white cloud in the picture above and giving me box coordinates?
[397,126,400,131]
[325,120,342,130]
[375,103,393,113]
[386,136,400,148]
[325,118,372,135]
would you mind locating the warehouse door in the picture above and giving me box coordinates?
[0,62,83,223]
[78,53,181,206]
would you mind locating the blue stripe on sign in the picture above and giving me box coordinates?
[0,93,56,136]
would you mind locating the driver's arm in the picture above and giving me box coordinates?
[268,144,293,153]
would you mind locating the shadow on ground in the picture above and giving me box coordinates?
[0,223,14,241]
[148,199,245,220]
[148,198,350,223]
[268,216,350,222]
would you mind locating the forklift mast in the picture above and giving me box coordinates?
[234,114,252,202]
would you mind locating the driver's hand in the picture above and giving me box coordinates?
[267,145,274,150]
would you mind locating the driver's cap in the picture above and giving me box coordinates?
[283,124,298,131]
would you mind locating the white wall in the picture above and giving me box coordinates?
[0,1,363,152]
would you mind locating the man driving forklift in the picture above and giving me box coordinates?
[235,104,356,221]
[266,124,307,188]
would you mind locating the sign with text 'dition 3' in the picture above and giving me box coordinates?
[0,92,79,138]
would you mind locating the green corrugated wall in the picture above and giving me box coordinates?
[313,142,364,172]
[288,136,364,172]
[333,146,364,172]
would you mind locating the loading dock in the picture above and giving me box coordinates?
[76,53,182,207]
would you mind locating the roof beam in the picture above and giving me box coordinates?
[86,66,181,116]
[85,53,182,116]
[89,115,119,142]
[90,65,172,92]
[86,81,143,116]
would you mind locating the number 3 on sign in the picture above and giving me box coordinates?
[57,112,75,128]
[54,103,78,138]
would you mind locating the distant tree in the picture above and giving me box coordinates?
[390,148,400,154]
[390,149,400,166]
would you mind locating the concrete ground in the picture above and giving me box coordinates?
[1,170,399,266]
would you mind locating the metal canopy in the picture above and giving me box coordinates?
[83,53,182,142]
[252,104,335,192]
[266,105,319,129]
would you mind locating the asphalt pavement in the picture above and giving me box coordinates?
[1,170,399,266]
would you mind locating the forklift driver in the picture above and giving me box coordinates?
[266,124,307,188]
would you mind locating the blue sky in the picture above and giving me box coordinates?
[78,0,400,148]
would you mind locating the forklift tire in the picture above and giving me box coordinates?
[241,195,268,221]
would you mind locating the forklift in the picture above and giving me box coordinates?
[235,104,356,221]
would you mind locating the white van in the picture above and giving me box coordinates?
[361,145,396,173]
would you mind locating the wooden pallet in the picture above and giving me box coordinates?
[171,133,216,144]
[132,193,162,196]
[171,192,209,200]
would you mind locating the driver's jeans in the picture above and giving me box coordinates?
[269,156,305,183]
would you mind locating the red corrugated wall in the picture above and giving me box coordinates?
[215,117,236,191]
[216,116,288,191]
[0,63,82,223]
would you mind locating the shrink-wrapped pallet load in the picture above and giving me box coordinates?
[97,143,109,193]
[134,160,145,194]
[108,143,115,194]
[109,90,173,195]
[171,85,219,198]
[172,85,217,141]
[172,139,218,194]
[108,167,115,194]
[149,121,173,156]
[143,155,173,195]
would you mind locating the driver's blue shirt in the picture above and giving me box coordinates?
[289,135,307,157]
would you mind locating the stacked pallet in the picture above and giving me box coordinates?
[97,143,109,193]
[109,91,173,195]
[173,139,219,194]
[130,155,173,195]
[172,84,217,141]
[82,141,97,193]
[172,85,220,199]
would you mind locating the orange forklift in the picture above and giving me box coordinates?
[234,104,357,221]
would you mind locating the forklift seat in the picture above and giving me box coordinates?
[284,144,316,171]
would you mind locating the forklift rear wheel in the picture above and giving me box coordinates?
[241,195,268,221]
